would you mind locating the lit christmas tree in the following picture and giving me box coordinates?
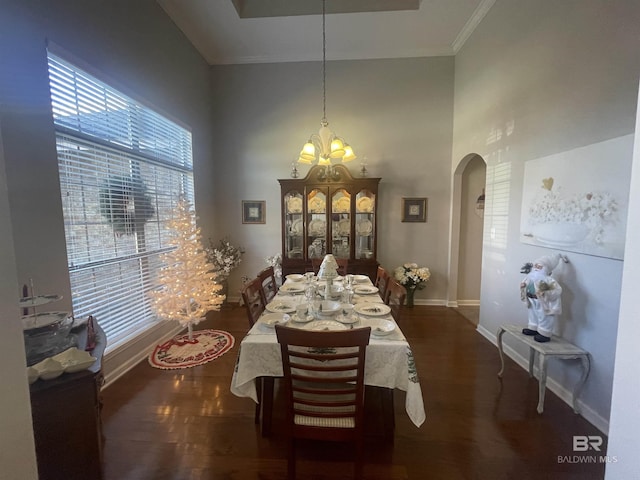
[149,198,224,339]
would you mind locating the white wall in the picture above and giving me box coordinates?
[604,81,640,478]
[452,0,640,432]
[210,57,455,303]
[0,120,38,480]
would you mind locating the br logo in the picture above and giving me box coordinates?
[573,435,603,452]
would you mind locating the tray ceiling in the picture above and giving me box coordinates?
[158,0,495,65]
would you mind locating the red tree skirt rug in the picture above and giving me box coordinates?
[148,329,235,370]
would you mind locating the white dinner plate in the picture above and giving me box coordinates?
[333,197,350,213]
[353,274,369,283]
[336,314,359,324]
[279,284,305,294]
[291,218,303,235]
[337,218,350,235]
[354,285,378,295]
[308,197,326,213]
[291,313,314,323]
[304,320,348,332]
[368,318,396,336]
[356,219,373,236]
[260,313,290,328]
[313,300,342,316]
[354,303,391,317]
[356,196,373,213]
[265,300,297,314]
[286,274,304,282]
[287,197,302,213]
[309,219,326,236]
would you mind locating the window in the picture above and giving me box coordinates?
[47,52,194,350]
[484,159,511,250]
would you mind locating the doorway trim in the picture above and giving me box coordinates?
[447,153,486,307]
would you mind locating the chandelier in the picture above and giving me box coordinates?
[296,0,356,170]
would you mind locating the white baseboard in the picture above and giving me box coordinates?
[102,321,183,389]
[411,299,447,306]
[456,300,480,306]
[476,324,609,434]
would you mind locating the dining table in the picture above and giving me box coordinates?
[230,273,426,436]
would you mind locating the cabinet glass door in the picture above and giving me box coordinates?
[284,190,304,260]
[355,189,375,259]
[331,188,351,259]
[307,188,327,259]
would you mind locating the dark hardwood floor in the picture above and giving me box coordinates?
[101,305,606,479]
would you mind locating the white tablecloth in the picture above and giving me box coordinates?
[230,278,426,428]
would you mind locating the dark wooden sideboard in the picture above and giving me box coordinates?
[29,321,107,480]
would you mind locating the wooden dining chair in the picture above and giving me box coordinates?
[240,277,266,328]
[275,325,371,480]
[257,266,278,304]
[385,279,407,322]
[240,277,268,424]
[374,266,391,302]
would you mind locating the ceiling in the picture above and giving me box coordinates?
[157,0,495,65]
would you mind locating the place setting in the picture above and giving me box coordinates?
[278,283,306,295]
[352,284,379,295]
[353,303,391,317]
[265,299,297,314]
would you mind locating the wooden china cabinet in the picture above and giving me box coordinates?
[279,164,381,280]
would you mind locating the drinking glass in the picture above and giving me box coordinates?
[304,284,316,303]
[296,303,308,321]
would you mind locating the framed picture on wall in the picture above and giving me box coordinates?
[242,200,266,224]
[401,197,427,223]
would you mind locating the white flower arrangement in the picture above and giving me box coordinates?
[394,263,431,290]
[206,237,244,280]
[265,253,283,279]
[528,177,617,244]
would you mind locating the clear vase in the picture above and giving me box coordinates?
[406,287,416,308]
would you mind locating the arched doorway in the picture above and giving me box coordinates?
[448,153,486,325]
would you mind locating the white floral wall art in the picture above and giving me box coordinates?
[520,135,634,260]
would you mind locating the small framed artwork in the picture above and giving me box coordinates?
[402,197,428,223]
[242,200,266,224]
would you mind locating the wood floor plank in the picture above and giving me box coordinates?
[100,305,606,479]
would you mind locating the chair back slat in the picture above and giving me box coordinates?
[375,266,391,302]
[385,279,407,322]
[240,277,266,328]
[257,266,278,304]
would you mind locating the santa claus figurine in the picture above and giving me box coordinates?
[520,253,563,343]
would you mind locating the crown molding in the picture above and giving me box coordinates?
[452,0,496,54]
[209,46,455,65]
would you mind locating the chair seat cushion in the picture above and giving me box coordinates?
[294,414,355,428]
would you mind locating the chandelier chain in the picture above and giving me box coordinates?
[322,0,326,122]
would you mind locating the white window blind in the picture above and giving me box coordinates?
[47,52,195,349]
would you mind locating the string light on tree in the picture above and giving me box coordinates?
[149,197,224,339]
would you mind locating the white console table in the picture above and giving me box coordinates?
[496,324,590,414]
